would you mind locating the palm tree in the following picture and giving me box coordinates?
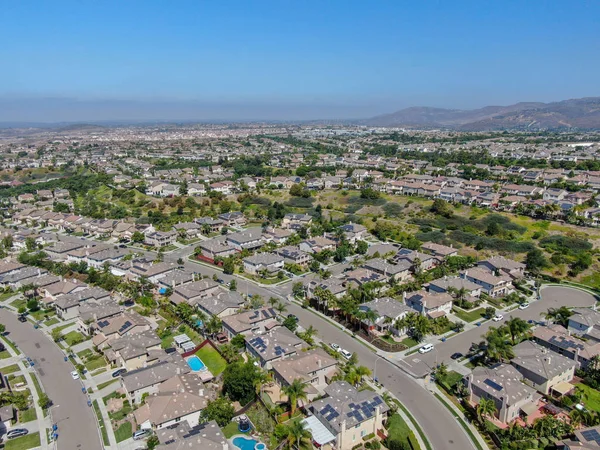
[282,379,308,416]
[570,409,585,428]
[303,325,317,344]
[411,314,433,342]
[506,316,531,344]
[285,420,312,450]
[436,362,448,380]
[363,309,379,334]
[205,316,222,337]
[254,369,271,396]
[476,397,497,423]
[354,365,371,385]
[274,300,288,315]
[544,306,572,327]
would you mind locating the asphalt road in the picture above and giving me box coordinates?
[400,285,598,377]
[0,310,102,450]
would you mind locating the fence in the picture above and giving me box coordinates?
[181,338,221,358]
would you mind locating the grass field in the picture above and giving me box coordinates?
[1,364,21,374]
[577,383,600,412]
[85,355,107,372]
[400,336,419,348]
[92,400,110,446]
[63,330,85,346]
[10,298,26,310]
[96,379,118,391]
[0,349,10,359]
[195,345,227,376]
[43,317,60,327]
[114,422,132,443]
[222,421,239,438]
[453,307,487,323]
[19,407,37,423]
[4,431,40,450]
[30,374,43,397]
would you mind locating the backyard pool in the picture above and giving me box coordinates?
[186,355,207,372]
[233,436,261,450]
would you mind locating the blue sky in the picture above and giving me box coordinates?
[1,0,599,121]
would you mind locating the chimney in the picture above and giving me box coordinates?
[176,367,181,375]
[199,389,204,397]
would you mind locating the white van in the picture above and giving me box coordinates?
[133,429,152,440]
[340,349,352,359]
[418,343,434,354]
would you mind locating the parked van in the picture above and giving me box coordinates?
[340,349,352,359]
[133,429,152,440]
[418,343,434,354]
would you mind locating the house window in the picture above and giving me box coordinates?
[361,430,366,437]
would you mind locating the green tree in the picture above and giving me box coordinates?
[506,316,530,345]
[147,435,160,450]
[525,248,548,274]
[484,306,496,319]
[25,237,37,252]
[292,282,304,298]
[282,378,308,415]
[355,240,369,255]
[544,306,572,327]
[27,298,40,312]
[0,323,5,335]
[222,257,235,275]
[38,393,52,409]
[476,397,497,423]
[222,361,261,405]
[229,279,237,291]
[285,420,312,450]
[131,231,145,243]
[51,328,62,342]
[199,397,235,427]
[283,316,298,332]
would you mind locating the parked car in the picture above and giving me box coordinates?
[330,343,340,352]
[518,303,530,310]
[18,315,27,323]
[7,429,29,439]
[112,369,127,378]
[340,349,352,359]
[133,429,152,440]
[164,347,177,354]
[418,343,434,354]
[71,371,80,380]
[450,352,463,360]
[492,314,504,322]
[287,314,299,322]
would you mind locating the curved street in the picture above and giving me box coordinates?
[0,309,102,450]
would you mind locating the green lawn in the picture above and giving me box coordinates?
[30,309,55,321]
[222,421,239,438]
[19,407,37,423]
[30,374,43,397]
[10,298,27,310]
[102,391,120,405]
[114,421,132,443]
[84,355,107,372]
[400,336,419,348]
[44,317,60,327]
[63,330,85,346]
[452,307,487,323]
[1,336,20,355]
[195,345,227,376]
[1,364,21,374]
[97,379,118,391]
[50,323,74,334]
[77,348,93,359]
[577,383,600,411]
[4,431,40,450]
[9,374,26,389]
[0,292,16,302]
[92,400,110,446]
[0,350,10,359]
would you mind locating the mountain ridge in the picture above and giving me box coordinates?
[363,97,600,130]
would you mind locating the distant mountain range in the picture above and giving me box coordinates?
[362,97,600,130]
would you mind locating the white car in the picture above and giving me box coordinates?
[71,370,80,380]
[492,314,504,322]
[330,343,340,352]
[340,349,352,359]
[518,303,530,310]
[418,343,434,354]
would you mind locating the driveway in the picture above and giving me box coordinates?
[399,285,597,377]
[0,310,102,450]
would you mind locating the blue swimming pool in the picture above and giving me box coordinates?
[186,355,206,372]
[233,436,259,450]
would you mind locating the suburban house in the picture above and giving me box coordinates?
[145,231,177,248]
[460,268,512,298]
[478,256,526,279]
[510,341,576,396]
[173,222,202,239]
[533,324,600,369]
[245,327,304,369]
[427,276,482,298]
[362,258,412,282]
[299,236,337,254]
[121,355,191,403]
[338,223,368,244]
[55,287,112,320]
[89,311,152,348]
[169,280,220,306]
[194,217,224,234]
[304,278,348,301]
[466,364,539,424]
[154,420,230,450]
[358,297,412,335]
[105,330,163,371]
[282,213,313,230]
[567,308,600,342]
[275,246,311,268]
[226,229,264,251]
[420,242,458,259]
[393,249,440,271]
[271,348,338,401]
[262,227,294,245]
[242,253,285,275]
[218,211,246,227]
[404,290,453,319]
[197,239,237,262]
[221,307,279,338]
[559,425,600,449]
[134,373,216,430]
[345,268,386,287]
[303,381,389,450]
[195,289,245,318]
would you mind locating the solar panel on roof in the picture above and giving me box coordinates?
[373,397,382,405]
[581,430,600,444]
[484,378,503,391]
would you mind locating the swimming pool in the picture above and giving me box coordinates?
[186,355,207,372]
[232,436,259,450]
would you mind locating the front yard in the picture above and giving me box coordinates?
[452,307,487,323]
[577,383,600,412]
[4,431,40,450]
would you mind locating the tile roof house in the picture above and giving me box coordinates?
[568,308,600,342]
[362,258,412,282]
[155,420,230,450]
[303,381,389,450]
[221,307,279,338]
[242,253,285,275]
[510,341,576,395]
[404,290,453,319]
[358,297,412,335]
[420,242,458,258]
[134,373,216,430]
[533,324,600,369]
[271,348,338,400]
[460,268,511,298]
[245,327,304,369]
[466,364,538,424]
[169,279,220,306]
[478,256,526,280]
[105,330,163,371]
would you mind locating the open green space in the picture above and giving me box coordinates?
[96,379,118,391]
[0,292,16,302]
[4,431,41,450]
[63,330,85,346]
[195,345,227,376]
[43,317,60,327]
[92,399,110,446]
[85,356,107,372]
[0,350,10,359]
[51,323,75,335]
[577,383,600,412]
[400,336,419,348]
[9,374,26,389]
[30,374,43,397]
[30,309,55,321]
[0,336,20,355]
[222,421,239,438]
[452,307,487,323]
[10,298,27,310]
[114,421,132,443]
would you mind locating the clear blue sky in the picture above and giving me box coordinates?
[1,0,599,121]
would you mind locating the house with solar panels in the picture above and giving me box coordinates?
[560,425,600,449]
[466,364,538,424]
[303,381,389,450]
[221,307,279,339]
[245,327,304,369]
